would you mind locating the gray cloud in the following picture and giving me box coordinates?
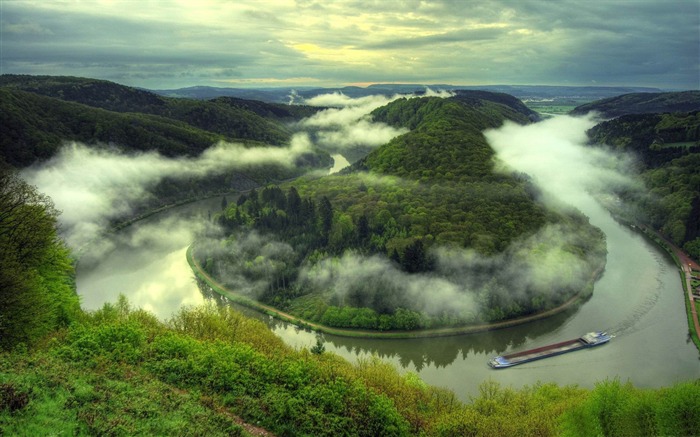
[363,27,506,50]
[1,0,696,89]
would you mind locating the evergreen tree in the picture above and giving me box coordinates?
[286,186,302,222]
[402,239,431,273]
[317,196,333,242]
[356,214,370,245]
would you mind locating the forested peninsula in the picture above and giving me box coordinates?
[196,92,607,331]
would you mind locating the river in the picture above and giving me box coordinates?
[76,190,699,400]
[75,117,700,399]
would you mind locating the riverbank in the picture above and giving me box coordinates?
[187,243,602,339]
[635,224,700,351]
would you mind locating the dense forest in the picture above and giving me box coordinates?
[0,75,331,221]
[0,170,696,434]
[585,110,700,258]
[571,90,700,118]
[1,76,698,435]
[197,93,606,330]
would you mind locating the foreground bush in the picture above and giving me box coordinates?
[2,299,699,436]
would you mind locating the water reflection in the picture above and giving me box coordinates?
[202,278,578,372]
[76,194,700,401]
[76,198,221,319]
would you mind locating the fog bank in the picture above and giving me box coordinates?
[485,115,641,211]
[22,138,312,248]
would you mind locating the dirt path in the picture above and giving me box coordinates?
[187,244,597,339]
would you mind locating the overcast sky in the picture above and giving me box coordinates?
[1,0,698,90]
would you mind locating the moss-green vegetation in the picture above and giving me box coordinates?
[2,299,699,436]
[200,93,606,331]
[0,166,81,350]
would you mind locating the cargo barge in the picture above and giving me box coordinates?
[488,331,612,369]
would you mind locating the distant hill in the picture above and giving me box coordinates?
[151,82,663,104]
[0,75,332,217]
[358,91,539,179]
[571,91,700,118]
[0,75,312,147]
[0,87,224,167]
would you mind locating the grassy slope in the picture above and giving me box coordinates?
[2,299,698,436]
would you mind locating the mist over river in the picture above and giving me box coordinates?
[76,192,699,399]
[75,117,698,400]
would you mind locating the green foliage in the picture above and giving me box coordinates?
[685,237,700,260]
[30,300,412,436]
[571,90,700,118]
[0,167,80,350]
[0,351,246,436]
[310,335,326,354]
[560,379,700,437]
[1,296,699,436]
[589,112,700,246]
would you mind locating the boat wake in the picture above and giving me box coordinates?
[606,254,665,337]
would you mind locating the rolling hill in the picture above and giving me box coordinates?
[201,91,606,330]
[571,90,700,118]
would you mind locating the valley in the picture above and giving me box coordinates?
[2,75,699,435]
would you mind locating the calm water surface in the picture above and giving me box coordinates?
[77,193,699,401]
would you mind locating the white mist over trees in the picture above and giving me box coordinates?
[485,114,641,211]
[200,99,609,329]
[20,91,416,249]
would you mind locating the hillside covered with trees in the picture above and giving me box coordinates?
[585,105,700,259]
[0,75,327,166]
[198,92,606,330]
[571,90,700,118]
[0,75,331,222]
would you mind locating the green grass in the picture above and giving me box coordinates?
[0,351,247,436]
[2,298,700,437]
